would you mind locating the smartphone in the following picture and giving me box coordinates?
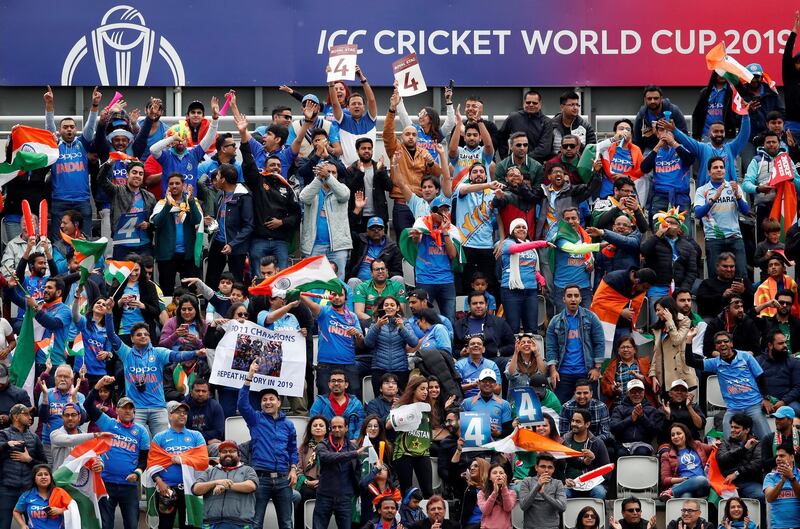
[377,309,386,319]
[734,277,744,284]
[448,79,455,90]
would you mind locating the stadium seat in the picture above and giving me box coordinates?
[616,455,659,498]
[362,376,374,403]
[287,416,309,448]
[635,296,649,330]
[418,499,449,517]
[613,498,656,522]
[534,335,545,360]
[265,500,293,529]
[224,415,250,444]
[706,375,727,412]
[564,498,605,529]
[719,498,760,527]
[430,457,441,492]
[665,498,708,524]
[402,259,416,287]
[512,503,524,529]
[312,336,319,365]
[538,294,546,328]
[304,499,335,529]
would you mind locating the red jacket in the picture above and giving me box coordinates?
[659,440,714,490]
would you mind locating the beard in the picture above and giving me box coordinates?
[772,347,789,361]
[220,456,238,467]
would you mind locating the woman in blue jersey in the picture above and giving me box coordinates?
[158,294,205,351]
[13,465,71,529]
[499,218,549,334]
[416,308,452,356]
[110,255,160,344]
[71,287,113,388]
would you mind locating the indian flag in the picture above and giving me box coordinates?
[0,125,59,186]
[707,446,738,504]
[706,42,753,84]
[9,305,36,402]
[104,260,135,284]
[53,437,112,529]
[68,334,84,357]
[35,337,52,360]
[483,428,584,459]
[590,279,646,358]
[144,442,208,528]
[61,233,108,284]
[769,153,798,243]
[398,215,465,273]
[250,255,341,297]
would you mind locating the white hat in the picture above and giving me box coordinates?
[670,379,689,390]
[626,379,645,392]
[478,368,497,382]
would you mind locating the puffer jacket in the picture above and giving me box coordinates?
[0,426,47,489]
[298,171,352,255]
[743,146,800,207]
[641,233,697,290]
[364,320,418,371]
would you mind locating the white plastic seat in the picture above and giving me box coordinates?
[613,499,656,522]
[287,416,309,449]
[706,375,727,412]
[402,259,416,287]
[304,499,336,529]
[224,415,250,444]
[362,376,374,403]
[265,501,293,529]
[616,455,659,498]
[512,504,524,529]
[719,498,760,528]
[564,498,605,529]
[418,499,449,518]
[665,498,708,525]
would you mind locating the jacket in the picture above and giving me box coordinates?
[666,519,713,529]
[691,72,739,139]
[346,234,403,281]
[592,197,649,234]
[493,183,539,239]
[562,431,610,475]
[211,183,254,255]
[659,400,706,445]
[595,229,642,280]
[545,307,605,372]
[533,171,602,239]
[743,146,800,207]
[494,154,545,187]
[194,464,258,524]
[184,395,225,443]
[0,426,47,489]
[550,113,597,153]
[383,111,441,199]
[717,436,763,484]
[97,162,157,233]
[497,110,554,162]
[737,81,785,140]
[610,396,664,443]
[633,98,688,152]
[315,437,360,497]
[308,394,365,440]
[641,233,698,290]
[299,172,352,255]
[702,313,761,358]
[346,160,392,228]
[453,314,515,359]
[236,386,298,471]
[659,440,713,489]
[601,356,655,407]
[517,476,566,529]
[0,385,31,420]
[149,195,203,262]
[163,360,211,403]
[755,314,800,354]
[240,141,300,241]
[365,320,417,371]
[649,313,697,391]
[756,354,800,406]
[110,278,161,334]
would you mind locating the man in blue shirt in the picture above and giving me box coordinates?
[763,442,800,529]
[455,336,502,398]
[328,65,378,166]
[685,330,771,439]
[460,368,513,443]
[239,360,298,529]
[549,208,602,311]
[18,277,72,368]
[38,364,86,464]
[86,377,150,529]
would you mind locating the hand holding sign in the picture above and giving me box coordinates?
[510,387,544,426]
[393,53,427,97]
[460,412,491,451]
[327,44,358,82]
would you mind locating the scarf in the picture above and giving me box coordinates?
[508,218,528,290]
[422,215,444,246]
[774,428,800,457]
[165,192,191,223]
[41,297,64,310]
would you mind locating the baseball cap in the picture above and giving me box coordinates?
[626,379,645,392]
[167,401,190,414]
[529,373,548,399]
[430,196,451,211]
[669,379,689,390]
[302,94,320,106]
[117,397,135,409]
[0,363,9,385]
[746,63,764,76]
[367,217,385,229]
[218,440,238,452]
[774,406,796,419]
[478,368,497,382]
[186,100,205,114]
[9,403,29,416]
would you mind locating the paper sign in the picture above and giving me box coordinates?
[768,153,795,186]
[510,387,544,426]
[392,53,427,97]
[460,412,491,451]
[327,44,358,82]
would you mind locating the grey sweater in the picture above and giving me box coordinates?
[518,476,567,529]
[49,427,95,469]
[193,464,259,524]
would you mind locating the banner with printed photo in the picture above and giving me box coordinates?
[209,319,305,397]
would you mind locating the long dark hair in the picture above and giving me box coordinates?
[421,107,443,142]
[575,506,602,529]
[373,295,404,321]
[535,414,560,442]
[357,414,391,449]
[668,422,694,450]
[395,375,428,407]
[176,294,205,339]
[31,464,55,492]
[301,415,329,448]
[427,375,446,428]
[724,498,749,522]
[652,296,679,331]
[482,464,508,506]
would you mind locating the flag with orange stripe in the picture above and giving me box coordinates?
[590,279,646,358]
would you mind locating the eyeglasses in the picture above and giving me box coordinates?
[681,509,699,514]
[235,312,248,317]
[330,379,346,384]
[514,143,529,148]
[715,339,731,345]
[625,508,642,513]
[562,144,578,149]
[372,267,387,272]
[524,101,539,105]
[222,143,237,149]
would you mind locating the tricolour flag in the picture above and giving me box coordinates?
[104,260,135,284]
[61,232,108,284]
[250,255,341,297]
[143,442,209,528]
[398,215,465,273]
[48,487,81,529]
[35,337,52,360]
[482,428,584,459]
[0,125,59,186]
[9,304,36,403]
[707,446,738,504]
[730,85,749,116]
[768,153,798,243]
[590,279,646,358]
[705,42,754,85]
[68,334,84,357]
[52,437,112,529]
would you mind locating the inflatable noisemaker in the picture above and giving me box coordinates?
[219,94,232,117]
[378,441,385,466]
[105,91,124,111]
[38,200,48,239]
[21,200,35,238]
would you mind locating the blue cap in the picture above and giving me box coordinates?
[746,63,763,76]
[367,217,385,229]
[301,94,320,106]
[430,196,451,211]
[774,406,796,419]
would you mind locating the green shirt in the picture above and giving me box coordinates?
[354,279,407,317]
[393,412,431,458]
[494,154,544,187]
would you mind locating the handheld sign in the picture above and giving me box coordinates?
[510,387,544,426]
[768,153,796,186]
[393,53,427,97]
[327,44,358,82]
[460,412,491,452]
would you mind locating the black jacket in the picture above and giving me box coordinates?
[346,234,403,281]
[702,312,762,358]
[755,314,800,354]
[453,314,515,359]
[0,386,31,428]
[315,437,360,497]
[110,278,162,335]
[240,141,300,241]
[658,400,706,444]
[695,277,755,321]
[691,72,739,139]
[610,396,665,444]
[717,436,763,484]
[497,110,554,162]
[756,353,800,407]
[346,161,392,229]
[0,426,46,489]
[641,234,697,290]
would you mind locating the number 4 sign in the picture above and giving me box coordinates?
[460,412,491,451]
[392,53,427,97]
[327,44,358,82]
[510,387,544,426]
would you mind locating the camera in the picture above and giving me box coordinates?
[135,379,147,392]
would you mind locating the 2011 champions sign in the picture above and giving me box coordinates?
[0,1,793,87]
[209,319,306,397]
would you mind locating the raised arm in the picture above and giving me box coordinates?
[448,105,463,159]
[197,97,220,152]
[357,65,378,119]
[326,70,344,122]
[81,87,102,143]
[44,86,56,132]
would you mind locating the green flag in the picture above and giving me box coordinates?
[62,233,108,284]
[576,144,598,183]
[9,305,35,402]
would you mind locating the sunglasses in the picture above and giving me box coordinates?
[625,509,642,513]
[562,144,577,149]
[514,143,529,148]
[778,300,792,306]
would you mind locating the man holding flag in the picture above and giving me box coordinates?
[547,207,602,311]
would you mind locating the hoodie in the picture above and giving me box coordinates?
[743,146,800,207]
[633,98,688,152]
[308,393,365,440]
[210,183,254,255]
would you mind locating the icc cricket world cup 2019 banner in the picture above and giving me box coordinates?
[209,320,306,397]
[0,0,793,87]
